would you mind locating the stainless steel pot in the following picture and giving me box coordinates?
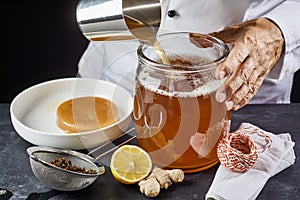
[76,0,161,41]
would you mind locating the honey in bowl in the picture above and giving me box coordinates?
[56,97,119,133]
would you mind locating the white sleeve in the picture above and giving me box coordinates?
[78,42,106,79]
[263,0,300,80]
[77,40,139,94]
[244,0,300,80]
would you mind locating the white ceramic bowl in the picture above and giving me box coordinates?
[10,78,133,150]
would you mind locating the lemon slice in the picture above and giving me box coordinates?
[110,145,152,184]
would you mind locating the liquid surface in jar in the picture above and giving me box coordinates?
[56,97,119,133]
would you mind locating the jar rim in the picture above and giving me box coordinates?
[137,32,229,73]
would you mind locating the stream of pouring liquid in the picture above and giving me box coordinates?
[149,39,170,65]
[124,16,170,65]
[89,16,170,65]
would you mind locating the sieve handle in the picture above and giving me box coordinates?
[87,127,136,160]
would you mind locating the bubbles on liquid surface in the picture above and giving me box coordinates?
[138,56,224,98]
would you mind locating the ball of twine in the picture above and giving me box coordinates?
[217,130,258,173]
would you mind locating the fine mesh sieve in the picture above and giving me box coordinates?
[26,128,136,191]
[27,146,105,191]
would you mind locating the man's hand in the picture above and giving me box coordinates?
[210,18,284,110]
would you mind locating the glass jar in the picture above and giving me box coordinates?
[133,32,231,173]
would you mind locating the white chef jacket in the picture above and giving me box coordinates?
[78,0,300,104]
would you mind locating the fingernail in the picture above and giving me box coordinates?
[216,89,227,102]
[219,70,226,79]
[233,104,240,111]
[225,100,234,110]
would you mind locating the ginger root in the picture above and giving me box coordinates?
[138,177,161,198]
[138,166,184,197]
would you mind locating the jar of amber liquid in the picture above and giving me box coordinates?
[133,32,231,173]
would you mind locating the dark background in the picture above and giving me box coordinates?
[2,0,300,103]
[2,0,89,103]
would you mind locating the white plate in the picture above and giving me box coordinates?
[10,78,133,150]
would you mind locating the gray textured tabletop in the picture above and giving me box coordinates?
[0,103,299,200]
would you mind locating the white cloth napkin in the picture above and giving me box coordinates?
[205,122,296,200]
